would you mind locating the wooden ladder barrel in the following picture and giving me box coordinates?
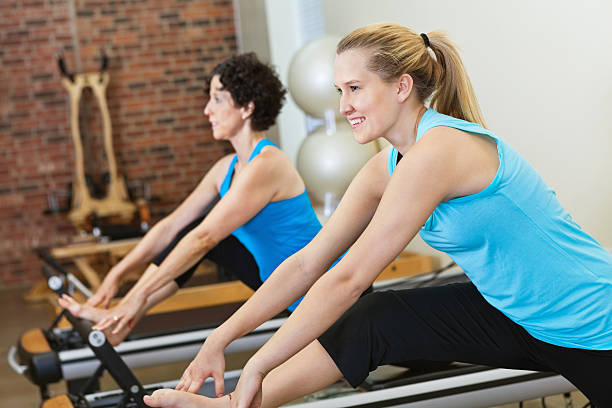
[57,50,136,230]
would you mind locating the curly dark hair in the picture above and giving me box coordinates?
[204,53,286,131]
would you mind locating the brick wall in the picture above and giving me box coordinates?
[0,0,237,289]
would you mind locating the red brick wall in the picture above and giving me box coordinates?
[0,0,237,288]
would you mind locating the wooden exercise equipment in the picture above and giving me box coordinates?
[24,238,141,303]
[19,328,52,355]
[57,50,136,229]
[36,273,577,408]
[14,250,435,401]
[136,250,433,315]
[49,237,141,291]
[376,251,433,282]
[43,246,432,326]
[42,394,72,408]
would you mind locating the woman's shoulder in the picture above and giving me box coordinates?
[359,145,394,181]
[417,124,491,152]
[379,144,393,155]
[250,143,294,173]
[207,153,236,182]
[376,144,394,165]
[212,152,237,171]
[419,110,495,142]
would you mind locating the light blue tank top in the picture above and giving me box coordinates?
[220,139,322,311]
[388,109,612,350]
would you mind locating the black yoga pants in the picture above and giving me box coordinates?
[318,282,612,407]
[151,195,262,291]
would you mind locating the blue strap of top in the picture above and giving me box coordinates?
[387,109,499,177]
[220,139,277,196]
[248,138,276,162]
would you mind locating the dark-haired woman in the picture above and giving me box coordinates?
[59,53,322,349]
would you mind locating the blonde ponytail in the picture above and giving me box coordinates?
[337,23,486,128]
[427,31,486,127]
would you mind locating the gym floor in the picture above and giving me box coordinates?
[0,286,589,408]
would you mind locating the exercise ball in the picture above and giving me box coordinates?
[297,121,378,206]
[288,36,342,119]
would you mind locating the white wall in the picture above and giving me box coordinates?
[317,0,612,259]
[235,0,284,145]
[263,0,314,163]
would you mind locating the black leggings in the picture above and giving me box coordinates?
[152,196,262,291]
[319,282,612,407]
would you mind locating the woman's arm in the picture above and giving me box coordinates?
[213,148,390,346]
[231,129,492,407]
[176,149,391,395]
[86,157,228,308]
[95,150,292,332]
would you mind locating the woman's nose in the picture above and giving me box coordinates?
[339,95,353,116]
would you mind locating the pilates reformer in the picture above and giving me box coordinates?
[39,362,576,408]
[14,259,578,408]
[10,248,280,400]
[12,251,270,408]
[181,364,575,408]
[35,266,575,408]
[11,248,434,400]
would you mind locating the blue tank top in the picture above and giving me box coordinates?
[220,139,322,311]
[388,109,612,350]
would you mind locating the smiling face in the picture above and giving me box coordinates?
[333,48,402,144]
[203,75,248,140]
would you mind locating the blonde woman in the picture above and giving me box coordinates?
[145,24,612,408]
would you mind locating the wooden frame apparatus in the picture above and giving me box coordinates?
[57,50,136,229]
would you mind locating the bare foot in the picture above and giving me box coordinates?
[59,294,108,321]
[58,294,131,346]
[144,389,228,408]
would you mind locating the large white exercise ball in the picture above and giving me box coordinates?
[288,36,342,119]
[297,121,378,204]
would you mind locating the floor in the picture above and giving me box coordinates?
[0,286,589,408]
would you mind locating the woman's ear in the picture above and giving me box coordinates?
[241,101,255,120]
[397,74,414,103]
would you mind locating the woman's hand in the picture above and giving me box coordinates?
[92,291,146,334]
[176,336,227,397]
[228,362,264,408]
[86,271,120,308]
